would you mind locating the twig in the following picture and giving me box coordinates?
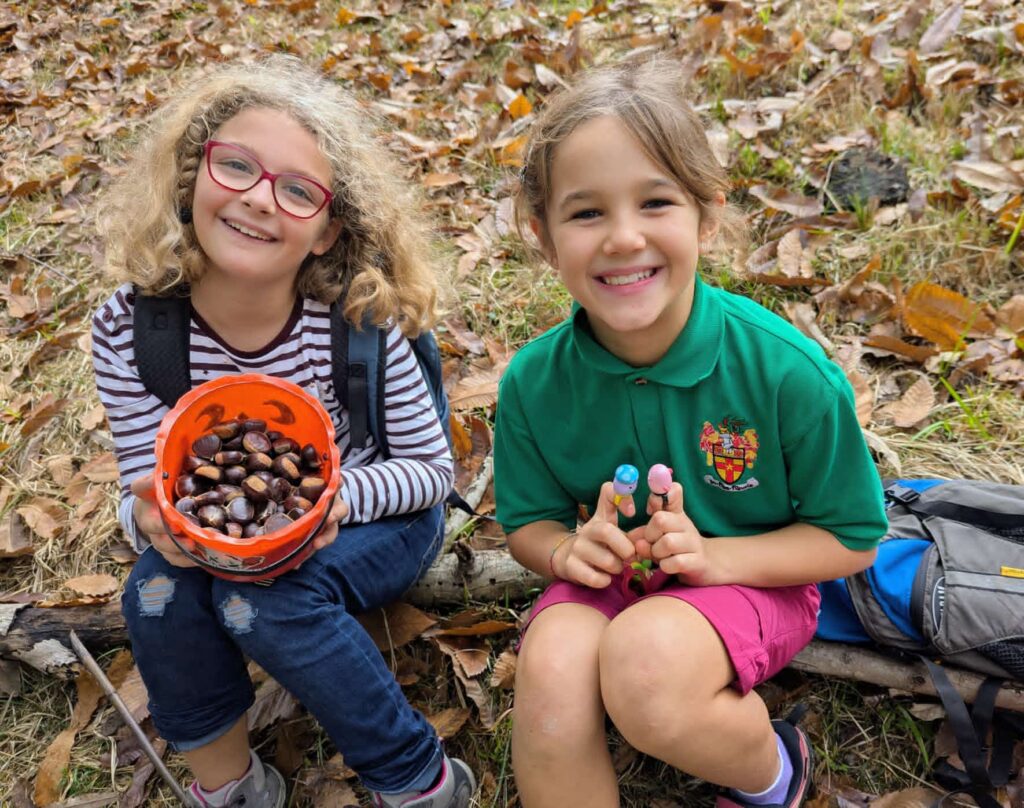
[442,453,494,552]
[68,631,190,805]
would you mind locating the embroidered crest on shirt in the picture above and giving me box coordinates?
[699,417,760,492]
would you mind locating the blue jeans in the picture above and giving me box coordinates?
[121,506,445,793]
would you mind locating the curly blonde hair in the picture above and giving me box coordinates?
[99,54,441,335]
[515,56,745,257]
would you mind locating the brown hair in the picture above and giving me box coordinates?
[99,54,441,335]
[515,56,745,257]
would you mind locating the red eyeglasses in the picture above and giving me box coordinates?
[203,141,334,219]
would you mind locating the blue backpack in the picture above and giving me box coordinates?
[817,478,1024,808]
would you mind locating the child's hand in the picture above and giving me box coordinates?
[131,473,198,568]
[553,481,636,588]
[308,492,348,553]
[631,483,713,585]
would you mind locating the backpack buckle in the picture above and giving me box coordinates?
[884,483,920,506]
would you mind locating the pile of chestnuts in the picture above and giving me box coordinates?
[172,417,329,538]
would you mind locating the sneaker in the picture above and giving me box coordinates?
[187,750,286,808]
[372,753,477,808]
[715,707,813,808]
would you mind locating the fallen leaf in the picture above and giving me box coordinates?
[903,282,995,350]
[64,573,118,598]
[776,229,814,278]
[0,511,35,558]
[81,452,119,482]
[918,3,963,54]
[870,787,942,808]
[995,295,1024,334]
[426,706,471,739]
[879,376,935,427]
[749,185,823,218]
[16,497,66,541]
[358,602,437,651]
[450,415,473,460]
[950,161,1024,194]
[247,673,300,734]
[489,649,517,689]
[845,369,875,427]
[34,669,104,806]
[508,93,532,119]
[20,394,67,437]
[430,619,516,637]
[449,366,504,412]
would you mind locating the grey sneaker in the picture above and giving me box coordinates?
[372,754,476,808]
[187,750,286,808]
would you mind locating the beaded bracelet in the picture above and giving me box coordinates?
[548,529,577,578]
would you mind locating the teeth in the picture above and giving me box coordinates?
[226,221,272,241]
[601,269,655,286]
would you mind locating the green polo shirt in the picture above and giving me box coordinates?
[494,278,887,550]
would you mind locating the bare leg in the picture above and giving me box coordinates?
[182,716,251,790]
[600,598,779,793]
[513,604,618,808]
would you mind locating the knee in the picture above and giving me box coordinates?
[599,617,700,750]
[514,631,603,746]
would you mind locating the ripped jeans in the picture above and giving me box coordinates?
[121,506,444,793]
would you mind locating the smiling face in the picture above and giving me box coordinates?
[191,107,342,291]
[538,115,716,366]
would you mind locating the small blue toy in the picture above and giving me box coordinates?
[612,463,639,506]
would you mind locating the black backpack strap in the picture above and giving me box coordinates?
[921,657,1007,808]
[132,291,192,408]
[884,482,1022,533]
[331,303,387,454]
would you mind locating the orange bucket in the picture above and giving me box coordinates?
[153,374,341,581]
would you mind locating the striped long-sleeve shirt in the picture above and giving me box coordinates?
[91,284,453,552]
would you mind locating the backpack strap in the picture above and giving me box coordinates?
[884,482,1023,533]
[921,657,1008,808]
[132,291,192,408]
[331,303,387,453]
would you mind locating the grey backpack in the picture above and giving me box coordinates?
[844,479,1024,681]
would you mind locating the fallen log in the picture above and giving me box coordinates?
[790,640,1024,713]
[0,549,543,677]
[4,551,1023,715]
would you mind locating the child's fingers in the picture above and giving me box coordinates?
[593,481,621,522]
[130,472,156,501]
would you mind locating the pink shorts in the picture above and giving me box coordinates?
[521,569,820,695]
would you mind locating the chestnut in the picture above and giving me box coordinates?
[264,513,293,533]
[299,477,327,502]
[213,450,244,466]
[241,475,270,503]
[174,474,201,499]
[272,437,300,456]
[245,452,273,473]
[269,477,293,502]
[175,496,197,515]
[225,522,244,538]
[226,496,255,524]
[272,454,301,480]
[223,465,247,485]
[242,431,272,454]
[211,420,241,440]
[194,464,224,484]
[242,418,267,433]
[197,504,227,530]
[191,433,222,459]
[194,490,225,507]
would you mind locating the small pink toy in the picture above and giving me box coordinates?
[648,463,673,509]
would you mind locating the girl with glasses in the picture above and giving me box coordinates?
[91,55,475,808]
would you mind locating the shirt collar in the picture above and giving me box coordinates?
[569,277,723,387]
